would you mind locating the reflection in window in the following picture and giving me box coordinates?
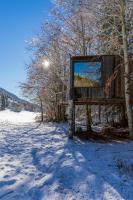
[74,62,102,87]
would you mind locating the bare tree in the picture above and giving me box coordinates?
[22,0,133,134]
[97,0,133,135]
[120,0,133,136]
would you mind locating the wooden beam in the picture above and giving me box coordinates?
[59,98,133,106]
[75,98,125,105]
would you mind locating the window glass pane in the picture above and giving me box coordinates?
[74,62,102,87]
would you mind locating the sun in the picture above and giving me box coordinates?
[42,60,50,68]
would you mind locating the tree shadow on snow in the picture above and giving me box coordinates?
[0,123,132,200]
[28,123,133,200]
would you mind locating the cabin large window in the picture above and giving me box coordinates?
[74,61,102,87]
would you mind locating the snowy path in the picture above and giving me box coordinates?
[0,112,133,200]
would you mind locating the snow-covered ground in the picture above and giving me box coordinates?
[0,110,37,123]
[0,110,133,200]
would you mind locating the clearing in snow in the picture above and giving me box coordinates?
[0,110,133,200]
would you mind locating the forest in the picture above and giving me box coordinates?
[21,0,133,137]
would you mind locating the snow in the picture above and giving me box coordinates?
[0,110,133,200]
[0,110,37,123]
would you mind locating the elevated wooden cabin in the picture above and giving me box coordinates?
[70,55,133,104]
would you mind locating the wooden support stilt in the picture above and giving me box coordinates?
[99,105,101,122]
[58,105,61,121]
[68,100,75,139]
[68,54,75,138]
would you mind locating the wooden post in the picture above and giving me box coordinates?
[98,105,101,122]
[68,54,75,138]
[69,100,75,138]
[86,105,92,131]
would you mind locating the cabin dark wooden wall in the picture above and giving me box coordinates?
[72,55,133,100]
[114,56,133,99]
[114,56,124,98]
[102,55,115,98]
[74,87,104,99]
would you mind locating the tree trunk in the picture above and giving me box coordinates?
[121,0,133,136]
[40,98,44,122]
[80,15,92,131]
[1,95,6,110]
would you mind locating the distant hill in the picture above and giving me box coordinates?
[0,87,39,112]
[74,74,100,87]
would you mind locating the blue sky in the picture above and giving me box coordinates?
[0,0,53,97]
